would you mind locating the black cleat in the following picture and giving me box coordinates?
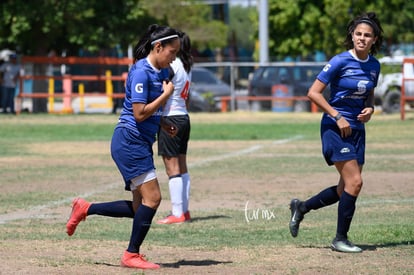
[289,199,305,237]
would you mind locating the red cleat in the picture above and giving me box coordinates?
[121,251,160,269]
[184,211,191,221]
[156,213,185,224]
[66,198,91,236]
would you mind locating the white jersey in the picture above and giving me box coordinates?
[163,58,191,116]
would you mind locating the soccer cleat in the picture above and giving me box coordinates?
[121,251,160,269]
[289,199,305,237]
[66,198,91,236]
[156,213,185,224]
[184,211,191,221]
[331,238,363,253]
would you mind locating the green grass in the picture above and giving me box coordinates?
[0,112,413,273]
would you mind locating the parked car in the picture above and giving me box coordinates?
[188,67,232,112]
[375,56,414,113]
[247,63,327,111]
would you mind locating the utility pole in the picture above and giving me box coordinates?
[259,0,269,64]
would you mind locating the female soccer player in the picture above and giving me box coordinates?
[66,24,180,269]
[289,12,383,253]
[157,31,193,224]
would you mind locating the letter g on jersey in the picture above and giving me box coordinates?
[135,83,144,93]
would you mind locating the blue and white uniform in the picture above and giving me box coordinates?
[318,50,380,130]
[318,50,380,165]
[111,57,169,190]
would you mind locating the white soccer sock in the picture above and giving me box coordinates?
[169,176,183,217]
[181,173,191,213]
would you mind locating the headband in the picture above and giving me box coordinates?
[151,34,179,45]
[356,18,379,35]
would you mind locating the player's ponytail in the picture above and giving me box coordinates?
[178,31,193,73]
[133,24,179,63]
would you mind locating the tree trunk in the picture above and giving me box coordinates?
[32,63,48,113]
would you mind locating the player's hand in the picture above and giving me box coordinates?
[336,117,352,138]
[163,79,174,96]
[357,107,374,123]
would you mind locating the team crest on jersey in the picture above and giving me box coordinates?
[323,64,331,72]
[135,83,143,93]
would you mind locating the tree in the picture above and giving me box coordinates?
[251,0,414,61]
[228,4,257,58]
[0,0,155,56]
[139,0,228,50]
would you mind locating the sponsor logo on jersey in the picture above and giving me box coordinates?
[135,83,143,93]
[340,147,350,153]
[356,80,369,94]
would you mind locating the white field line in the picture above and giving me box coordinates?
[3,138,303,224]
[0,135,410,224]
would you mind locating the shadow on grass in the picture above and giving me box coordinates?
[189,215,231,222]
[300,240,413,252]
[161,259,233,268]
[360,240,414,251]
[94,259,233,268]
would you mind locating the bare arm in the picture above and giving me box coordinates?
[133,80,174,122]
[307,79,352,138]
[357,89,375,123]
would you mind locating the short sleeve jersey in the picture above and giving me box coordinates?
[163,58,191,116]
[317,50,380,130]
[118,58,169,144]
[0,62,20,88]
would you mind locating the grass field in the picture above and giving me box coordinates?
[0,112,413,275]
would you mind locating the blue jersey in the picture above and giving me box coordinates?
[317,50,380,130]
[118,58,169,144]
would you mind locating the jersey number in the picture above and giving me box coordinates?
[180,80,190,100]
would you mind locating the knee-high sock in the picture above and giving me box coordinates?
[127,204,157,253]
[336,191,357,240]
[169,175,183,217]
[181,172,191,213]
[303,185,340,213]
[87,200,134,218]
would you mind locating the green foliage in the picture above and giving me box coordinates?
[229,5,257,52]
[0,0,228,55]
[253,0,414,60]
[140,0,228,49]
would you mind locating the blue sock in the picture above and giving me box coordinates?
[87,200,134,218]
[336,191,357,240]
[304,185,339,212]
[127,204,157,253]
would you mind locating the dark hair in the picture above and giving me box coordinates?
[344,12,383,55]
[133,24,179,63]
[177,31,193,73]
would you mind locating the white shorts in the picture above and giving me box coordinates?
[130,169,157,191]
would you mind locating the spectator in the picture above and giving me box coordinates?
[0,54,20,114]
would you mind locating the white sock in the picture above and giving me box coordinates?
[169,176,183,217]
[181,173,191,213]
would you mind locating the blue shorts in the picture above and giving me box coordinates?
[111,125,155,191]
[320,124,365,166]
